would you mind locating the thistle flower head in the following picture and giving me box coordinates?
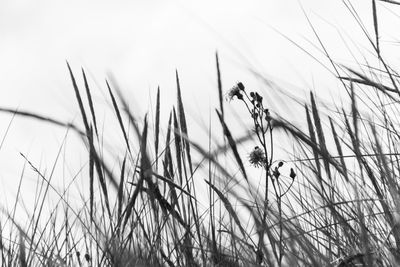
[226,82,244,101]
[249,146,266,168]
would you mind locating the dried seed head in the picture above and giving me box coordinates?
[278,161,284,167]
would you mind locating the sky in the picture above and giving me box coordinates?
[1,0,384,110]
[1,0,400,209]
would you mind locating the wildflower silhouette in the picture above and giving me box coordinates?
[227,82,295,187]
[227,81,296,266]
[226,82,244,101]
[249,146,266,168]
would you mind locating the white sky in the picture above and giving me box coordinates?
[1,0,383,109]
[1,0,400,208]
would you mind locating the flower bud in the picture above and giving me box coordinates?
[237,82,245,90]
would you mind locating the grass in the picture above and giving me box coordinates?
[2,1,400,266]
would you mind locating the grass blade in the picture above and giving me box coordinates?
[66,62,90,135]
[204,180,248,240]
[173,107,183,184]
[372,0,380,57]
[82,68,99,137]
[18,232,27,267]
[106,80,131,154]
[117,154,127,227]
[310,92,331,180]
[122,116,149,229]
[329,117,349,182]
[305,105,322,177]
[0,107,84,136]
[216,52,224,119]
[176,71,193,174]
[155,86,160,170]
[216,110,248,182]
[88,125,95,222]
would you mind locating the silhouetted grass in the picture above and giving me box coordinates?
[2,2,400,266]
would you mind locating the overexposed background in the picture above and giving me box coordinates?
[1,0,399,209]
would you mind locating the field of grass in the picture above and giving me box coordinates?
[2,1,400,266]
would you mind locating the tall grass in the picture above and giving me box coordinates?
[2,1,400,266]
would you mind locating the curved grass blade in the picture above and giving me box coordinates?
[0,107,84,136]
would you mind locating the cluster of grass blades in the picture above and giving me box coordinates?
[3,1,400,266]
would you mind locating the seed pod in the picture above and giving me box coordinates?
[273,167,280,179]
[290,168,296,179]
